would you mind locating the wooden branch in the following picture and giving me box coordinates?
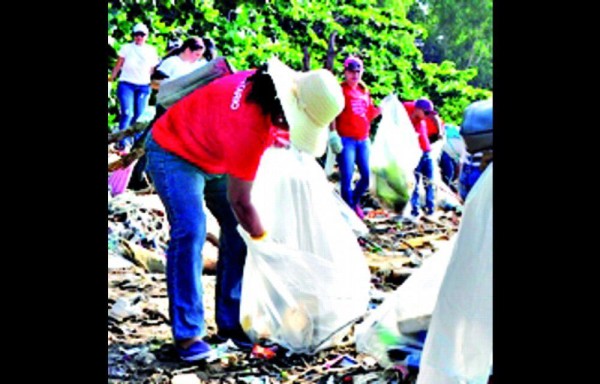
[107,148,145,172]
[107,121,149,144]
[325,31,338,71]
[302,46,310,71]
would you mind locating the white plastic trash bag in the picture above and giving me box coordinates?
[354,237,456,368]
[417,163,493,384]
[370,94,422,211]
[239,146,371,354]
[332,189,369,237]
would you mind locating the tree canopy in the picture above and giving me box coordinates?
[409,0,493,90]
[108,0,492,131]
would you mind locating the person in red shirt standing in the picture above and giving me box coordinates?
[403,98,443,217]
[332,56,381,219]
[144,57,344,361]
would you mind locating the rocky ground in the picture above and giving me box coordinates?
[107,162,462,384]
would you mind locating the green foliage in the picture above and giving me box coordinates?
[107,0,491,131]
[409,0,493,90]
[417,61,491,124]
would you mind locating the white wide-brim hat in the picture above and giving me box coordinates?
[267,57,344,157]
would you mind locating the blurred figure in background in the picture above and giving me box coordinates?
[332,55,381,219]
[109,22,159,152]
[152,36,208,83]
[403,98,443,217]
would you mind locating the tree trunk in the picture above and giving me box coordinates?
[325,31,338,71]
[302,46,310,72]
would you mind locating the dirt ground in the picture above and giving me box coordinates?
[107,152,466,384]
[108,191,463,384]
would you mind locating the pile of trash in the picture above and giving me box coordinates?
[108,192,170,259]
[107,145,481,383]
[108,189,465,384]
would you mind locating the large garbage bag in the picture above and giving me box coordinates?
[417,163,493,384]
[370,94,422,212]
[239,146,371,354]
[156,57,236,108]
[461,99,493,153]
[354,238,456,368]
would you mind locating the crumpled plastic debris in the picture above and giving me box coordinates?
[171,373,201,384]
[109,295,145,321]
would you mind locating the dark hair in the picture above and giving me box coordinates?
[246,63,284,122]
[177,37,205,54]
[203,37,217,61]
[163,37,205,60]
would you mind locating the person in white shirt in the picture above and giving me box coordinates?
[109,23,159,151]
[129,37,211,191]
[153,37,208,84]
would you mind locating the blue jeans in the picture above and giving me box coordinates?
[117,81,152,148]
[439,151,458,192]
[459,160,483,201]
[144,135,248,342]
[337,137,370,208]
[410,152,435,214]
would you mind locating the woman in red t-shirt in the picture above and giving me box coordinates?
[332,56,381,219]
[143,57,344,362]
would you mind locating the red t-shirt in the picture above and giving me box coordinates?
[403,101,431,152]
[335,81,379,140]
[152,70,273,181]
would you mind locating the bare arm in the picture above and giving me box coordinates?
[110,57,125,82]
[227,176,265,238]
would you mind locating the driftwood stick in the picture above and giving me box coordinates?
[107,121,149,144]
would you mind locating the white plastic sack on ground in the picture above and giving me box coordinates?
[354,237,456,368]
[239,146,371,354]
[370,94,422,211]
[417,163,493,384]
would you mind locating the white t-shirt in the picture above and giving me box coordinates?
[157,56,208,83]
[117,43,159,85]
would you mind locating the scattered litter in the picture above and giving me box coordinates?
[107,146,465,382]
[109,295,145,321]
[171,373,201,384]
